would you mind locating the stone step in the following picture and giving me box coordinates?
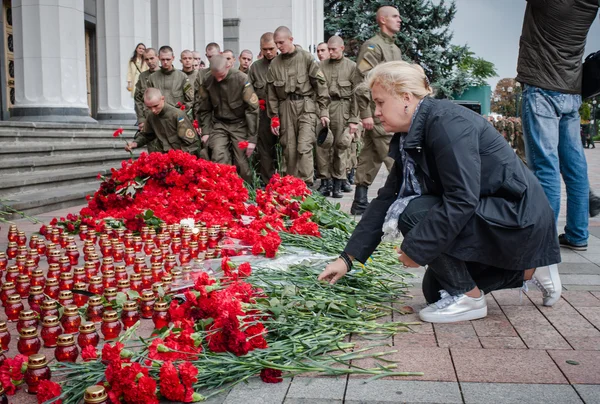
[0,164,112,197]
[0,150,140,174]
[0,141,138,157]
[2,182,97,217]
[0,129,139,142]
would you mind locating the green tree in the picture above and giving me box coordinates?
[324,0,496,98]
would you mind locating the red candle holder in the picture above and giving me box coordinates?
[40,300,59,319]
[98,234,109,248]
[30,269,45,288]
[46,264,60,280]
[47,250,61,265]
[17,326,41,356]
[24,354,50,394]
[16,231,27,246]
[152,282,164,298]
[164,255,176,272]
[101,257,115,274]
[87,229,98,243]
[60,305,81,334]
[5,266,19,283]
[84,262,98,279]
[79,224,88,241]
[181,235,191,249]
[44,279,60,300]
[112,246,124,263]
[150,249,163,264]
[16,274,31,299]
[74,267,87,283]
[189,242,199,258]
[152,301,171,330]
[141,269,153,291]
[58,290,75,308]
[140,227,149,241]
[45,243,58,258]
[101,311,122,340]
[133,257,146,274]
[58,256,72,273]
[160,245,170,259]
[7,226,17,242]
[161,275,173,293]
[182,265,192,281]
[36,240,46,256]
[17,310,39,334]
[73,283,89,307]
[88,276,104,295]
[179,249,191,265]
[114,265,127,282]
[171,238,182,254]
[0,253,7,271]
[86,296,104,323]
[124,248,135,266]
[116,279,130,294]
[151,263,163,283]
[28,286,45,314]
[5,294,24,322]
[103,287,117,303]
[59,233,69,249]
[120,301,140,329]
[199,236,208,252]
[124,234,133,249]
[41,316,61,347]
[139,290,155,319]
[0,282,16,307]
[0,320,11,350]
[130,273,143,293]
[15,255,27,273]
[78,322,100,348]
[66,246,80,266]
[133,236,143,253]
[27,250,40,266]
[55,334,79,362]
[100,241,112,258]
[59,272,75,291]
[102,271,117,289]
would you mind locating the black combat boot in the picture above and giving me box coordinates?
[342,179,352,193]
[350,185,369,215]
[317,179,332,197]
[347,168,356,185]
[332,179,343,198]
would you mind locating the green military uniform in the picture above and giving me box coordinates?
[316,56,357,181]
[183,69,199,93]
[134,103,200,156]
[248,57,278,184]
[505,119,515,147]
[133,68,161,153]
[353,31,401,185]
[192,68,213,160]
[197,69,259,184]
[266,48,330,185]
[513,118,526,164]
[147,68,194,110]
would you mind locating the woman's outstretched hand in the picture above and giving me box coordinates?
[318,258,349,285]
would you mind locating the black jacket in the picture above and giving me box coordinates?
[344,97,561,270]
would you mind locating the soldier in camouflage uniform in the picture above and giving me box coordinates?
[126,88,200,156]
[134,48,161,152]
[197,55,260,184]
[267,26,330,185]
[316,35,357,198]
[350,6,403,215]
[248,32,279,185]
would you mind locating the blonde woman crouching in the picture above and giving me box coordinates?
[319,61,561,324]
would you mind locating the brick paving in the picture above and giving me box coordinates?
[3,148,600,403]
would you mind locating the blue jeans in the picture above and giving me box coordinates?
[521,84,588,246]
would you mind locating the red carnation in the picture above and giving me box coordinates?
[270,116,280,129]
[113,128,124,137]
[81,345,99,361]
[259,99,266,111]
[159,361,185,402]
[193,119,199,129]
[260,368,283,383]
[102,341,124,364]
[36,380,62,404]
[238,141,249,149]
[177,102,186,110]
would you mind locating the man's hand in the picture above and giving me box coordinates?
[318,258,349,285]
[138,122,144,131]
[348,123,358,135]
[201,135,209,144]
[271,126,280,136]
[362,117,374,131]
[125,141,137,152]
[397,247,420,268]
[245,143,256,158]
[195,126,202,135]
[270,116,281,136]
[320,116,330,128]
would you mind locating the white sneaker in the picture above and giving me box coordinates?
[531,264,562,306]
[419,290,487,323]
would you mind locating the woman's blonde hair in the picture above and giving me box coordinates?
[366,61,434,99]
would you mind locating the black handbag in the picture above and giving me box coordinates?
[582,50,600,99]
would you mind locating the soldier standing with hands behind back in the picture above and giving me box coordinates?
[148,46,194,111]
[350,6,403,215]
[267,26,330,186]
[134,48,161,152]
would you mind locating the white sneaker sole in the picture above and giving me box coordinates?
[419,306,488,324]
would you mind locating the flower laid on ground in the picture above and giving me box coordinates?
[36,380,62,404]
[81,345,99,362]
[260,368,283,383]
[0,354,27,395]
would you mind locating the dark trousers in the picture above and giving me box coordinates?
[398,195,525,304]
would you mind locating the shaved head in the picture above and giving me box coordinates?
[210,55,228,72]
[327,35,345,60]
[274,26,292,38]
[327,36,344,47]
[144,88,165,115]
[274,26,295,54]
[376,6,397,21]
[260,32,274,44]
[144,87,162,102]
[376,6,402,34]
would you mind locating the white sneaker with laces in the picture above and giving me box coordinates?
[419,289,487,324]
[531,264,561,306]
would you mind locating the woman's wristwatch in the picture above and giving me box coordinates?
[339,251,353,272]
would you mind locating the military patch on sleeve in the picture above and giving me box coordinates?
[367,44,376,51]
[249,93,258,104]
[184,83,192,92]
[358,59,373,73]
[316,71,325,81]
[244,82,251,88]
[185,128,195,139]
[178,117,184,123]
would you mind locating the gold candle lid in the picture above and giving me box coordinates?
[18,309,36,321]
[87,296,102,306]
[58,290,73,300]
[31,268,44,277]
[102,270,115,278]
[182,265,192,273]
[133,236,142,241]
[49,250,61,257]
[25,259,36,266]
[140,290,155,301]
[125,247,135,253]
[122,301,138,311]
[80,224,88,230]
[151,262,162,269]
[103,287,117,297]
[74,282,87,291]
[102,257,114,264]
[166,254,176,261]
[19,326,38,337]
[130,273,142,281]
[48,263,60,271]
[45,278,59,286]
[74,267,86,274]
[16,274,30,283]
[102,310,118,321]
[134,257,145,264]
[63,305,79,316]
[7,265,19,273]
[59,256,70,264]
[151,249,162,256]
[115,265,126,272]
[2,281,15,290]
[117,279,130,288]
[56,334,75,346]
[41,300,57,309]
[171,269,183,279]
[27,353,47,369]
[0,320,7,331]
[84,262,97,269]
[67,245,78,251]
[88,252,99,260]
[16,254,27,261]
[60,272,73,280]
[152,282,163,292]
[7,294,22,303]
[79,322,96,334]
[141,268,152,276]
[42,315,59,327]
[161,275,173,284]
[154,301,169,311]
[30,285,44,294]
[89,276,102,284]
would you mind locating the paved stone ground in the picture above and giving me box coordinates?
[3,148,600,403]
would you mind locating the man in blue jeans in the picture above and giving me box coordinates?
[517,0,599,251]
